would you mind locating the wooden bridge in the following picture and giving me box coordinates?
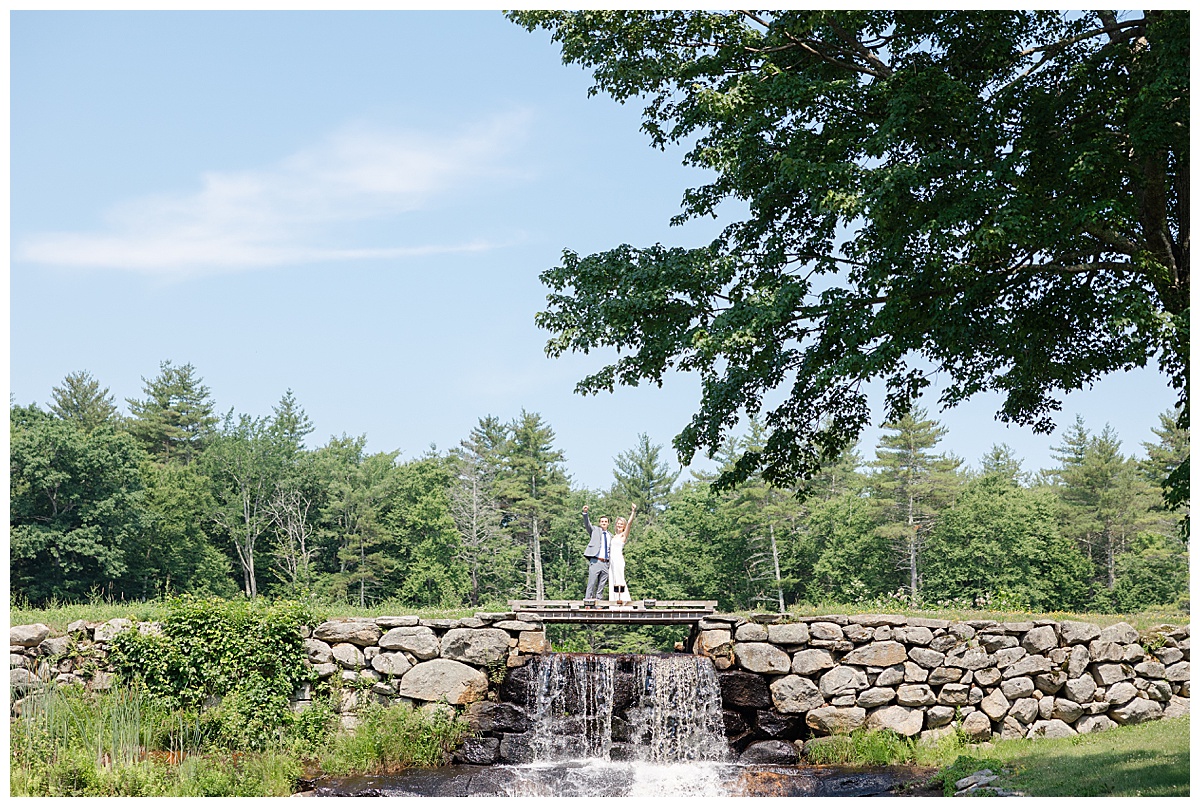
[508,599,717,626]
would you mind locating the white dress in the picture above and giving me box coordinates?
[608,531,631,602]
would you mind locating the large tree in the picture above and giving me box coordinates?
[126,360,219,465]
[49,370,121,432]
[512,10,1188,499]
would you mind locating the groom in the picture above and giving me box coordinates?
[581,505,611,602]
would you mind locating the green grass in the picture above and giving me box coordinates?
[318,702,473,775]
[975,715,1190,797]
[802,717,1189,798]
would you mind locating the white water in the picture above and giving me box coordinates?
[525,653,728,765]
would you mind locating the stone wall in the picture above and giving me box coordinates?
[10,612,550,743]
[694,613,1189,755]
[11,611,1191,764]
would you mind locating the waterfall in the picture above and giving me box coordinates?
[527,653,728,764]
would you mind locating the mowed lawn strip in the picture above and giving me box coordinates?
[980,716,1190,797]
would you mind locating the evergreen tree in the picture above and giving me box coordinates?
[49,370,120,431]
[126,360,218,465]
[869,408,962,601]
[922,476,1091,611]
[270,389,315,454]
[611,433,680,524]
[979,443,1027,485]
[496,411,570,601]
[1051,420,1159,599]
[388,455,469,607]
[450,418,524,606]
[1141,408,1190,535]
[312,436,400,607]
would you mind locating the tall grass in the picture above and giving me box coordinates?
[318,702,473,775]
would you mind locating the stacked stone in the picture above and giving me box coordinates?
[695,614,1190,756]
[10,613,551,728]
[10,619,160,713]
[294,613,547,726]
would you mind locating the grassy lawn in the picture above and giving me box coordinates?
[934,716,1190,797]
[10,596,1189,634]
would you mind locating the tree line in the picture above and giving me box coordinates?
[10,362,1189,614]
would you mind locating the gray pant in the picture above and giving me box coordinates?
[585,557,609,600]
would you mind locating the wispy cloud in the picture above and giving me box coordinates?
[18,113,529,278]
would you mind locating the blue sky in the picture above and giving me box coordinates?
[7,10,1181,491]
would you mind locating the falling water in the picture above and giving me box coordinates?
[526,653,727,764]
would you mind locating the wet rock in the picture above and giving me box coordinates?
[453,737,500,765]
[753,709,805,739]
[719,670,773,709]
[740,739,800,764]
[500,663,537,706]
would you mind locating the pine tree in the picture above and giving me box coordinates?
[450,417,524,606]
[1051,420,1158,595]
[611,433,680,525]
[126,360,218,465]
[869,408,962,601]
[49,370,120,431]
[979,443,1027,485]
[495,411,569,601]
[1141,408,1190,536]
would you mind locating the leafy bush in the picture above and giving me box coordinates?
[109,595,317,751]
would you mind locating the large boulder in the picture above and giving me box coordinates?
[961,710,993,742]
[908,647,946,669]
[866,705,924,737]
[842,641,908,667]
[856,687,897,709]
[1059,620,1102,645]
[1021,625,1059,654]
[770,675,824,714]
[1109,697,1164,725]
[11,624,51,648]
[517,631,551,654]
[304,638,333,664]
[792,648,836,675]
[396,659,489,705]
[371,652,414,677]
[734,642,792,674]
[1098,622,1140,645]
[1027,719,1076,739]
[440,628,510,666]
[1076,714,1117,734]
[1062,675,1097,703]
[332,643,366,669]
[896,684,936,707]
[696,629,733,656]
[819,666,868,698]
[980,689,1011,721]
[379,626,441,659]
[806,706,866,735]
[767,622,810,646]
[945,647,994,670]
[313,619,382,648]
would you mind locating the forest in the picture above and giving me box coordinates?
[9,361,1189,616]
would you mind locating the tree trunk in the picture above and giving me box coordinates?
[769,522,784,613]
[532,516,545,601]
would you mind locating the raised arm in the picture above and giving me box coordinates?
[624,503,637,537]
[582,504,592,534]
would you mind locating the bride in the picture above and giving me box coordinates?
[609,503,636,603]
